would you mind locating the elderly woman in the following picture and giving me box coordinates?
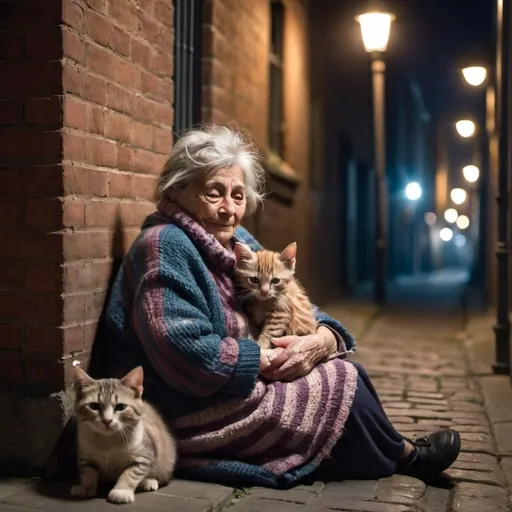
[106,125,460,488]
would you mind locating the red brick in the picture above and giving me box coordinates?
[0,233,63,263]
[112,27,130,56]
[0,129,62,164]
[104,110,132,142]
[106,82,134,114]
[62,28,86,64]
[130,121,153,149]
[138,0,155,16]
[25,326,65,356]
[62,230,109,261]
[160,78,173,102]
[140,16,164,47]
[153,126,172,153]
[0,168,21,198]
[84,0,107,13]
[0,293,62,324]
[117,144,135,171]
[63,294,86,324]
[0,100,19,126]
[140,71,160,99]
[132,174,157,200]
[0,265,23,288]
[63,198,85,228]
[0,0,61,27]
[86,137,118,167]
[63,96,87,130]
[26,27,62,58]
[0,325,22,350]
[133,147,165,174]
[132,96,154,124]
[24,358,64,390]
[85,74,107,105]
[86,43,117,81]
[64,324,86,353]
[84,200,118,227]
[116,58,141,89]
[63,165,108,196]
[150,50,173,77]
[25,265,62,293]
[119,201,153,227]
[62,130,86,161]
[24,97,62,125]
[154,1,173,27]
[26,199,62,230]
[0,202,21,227]
[0,351,23,383]
[62,0,85,32]
[23,165,63,198]
[131,39,151,69]
[83,322,98,349]
[0,32,23,59]
[63,62,86,95]
[63,260,112,293]
[85,290,107,319]
[108,0,140,32]
[85,103,105,135]
[86,9,113,47]
[108,172,133,198]
[152,102,173,127]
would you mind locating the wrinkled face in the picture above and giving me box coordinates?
[234,243,297,301]
[177,167,247,246]
[74,368,143,437]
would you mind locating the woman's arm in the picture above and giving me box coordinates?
[129,226,261,398]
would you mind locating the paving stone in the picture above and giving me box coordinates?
[459,432,495,454]
[416,419,453,427]
[321,481,378,501]
[486,406,512,424]
[0,479,32,499]
[449,401,483,412]
[424,487,450,512]
[376,475,426,499]
[407,392,446,400]
[228,498,322,512]
[381,402,411,409]
[156,480,233,509]
[445,468,505,487]
[499,456,512,488]
[494,423,512,455]
[449,391,483,404]
[408,397,449,406]
[247,488,315,504]
[451,482,509,512]
[389,416,414,423]
[315,496,414,512]
[451,424,490,434]
[414,404,449,412]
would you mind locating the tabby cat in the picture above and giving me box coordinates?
[71,366,176,504]
[234,241,318,349]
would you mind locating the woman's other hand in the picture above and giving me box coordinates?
[259,347,285,373]
[261,326,337,381]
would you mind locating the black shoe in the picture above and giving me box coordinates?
[397,429,461,479]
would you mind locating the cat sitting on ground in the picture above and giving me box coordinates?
[71,366,176,504]
[234,241,318,349]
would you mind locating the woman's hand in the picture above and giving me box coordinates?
[261,327,337,382]
[259,347,285,373]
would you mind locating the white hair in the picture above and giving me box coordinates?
[156,125,266,214]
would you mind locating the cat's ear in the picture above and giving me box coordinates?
[121,366,144,398]
[234,242,254,263]
[73,367,95,389]
[279,242,297,269]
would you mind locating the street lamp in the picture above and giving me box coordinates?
[455,119,476,138]
[462,66,487,87]
[356,7,395,304]
[456,215,470,230]
[405,182,422,201]
[440,227,453,242]
[463,164,480,183]
[450,187,467,205]
[444,208,458,224]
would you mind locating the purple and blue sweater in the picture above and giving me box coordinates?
[106,204,358,488]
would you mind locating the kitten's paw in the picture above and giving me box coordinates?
[139,478,159,492]
[108,488,135,504]
[71,484,96,499]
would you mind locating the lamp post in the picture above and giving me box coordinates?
[356,8,395,304]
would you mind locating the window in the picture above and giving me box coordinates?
[268,1,285,156]
[173,0,203,139]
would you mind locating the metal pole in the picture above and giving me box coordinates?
[493,0,510,374]
[372,55,387,304]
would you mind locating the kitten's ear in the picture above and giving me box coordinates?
[279,242,297,269]
[121,366,144,398]
[73,367,95,389]
[234,242,254,263]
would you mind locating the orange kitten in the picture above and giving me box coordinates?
[234,242,318,349]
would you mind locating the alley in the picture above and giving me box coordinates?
[1,297,511,512]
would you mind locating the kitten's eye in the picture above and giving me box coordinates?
[271,278,281,285]
[87,402,100,411]
[248,277,259,285]
[115,403,127,412]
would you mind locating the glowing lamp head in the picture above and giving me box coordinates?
[444,208,458,224]
[405,182,422,201]
[424,212,437,226]
[456,215,470,230]
[356,11,395,53]
[462,66,487,87]
[463,165,480,183]
[440,228,453,242]
[454,234,466,247]
[455,120,476,138]
[450,188,467,205]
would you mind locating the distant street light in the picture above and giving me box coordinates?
[356,7,395,305]
[455,119,476,138]
[456,215,470,230]
[440,227,454,242]
[455,234,466,247]
[424,212,437,226]
[463,164,480,183]
[462,66,487,87]
[450,187,467,205]
[405,182,422,201]
[444,208,458,224]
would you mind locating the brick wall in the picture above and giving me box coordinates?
[0,0,173,473]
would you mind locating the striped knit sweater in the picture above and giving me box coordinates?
[106,204,358,489]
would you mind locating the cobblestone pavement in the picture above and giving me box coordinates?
[2,304,512,511]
